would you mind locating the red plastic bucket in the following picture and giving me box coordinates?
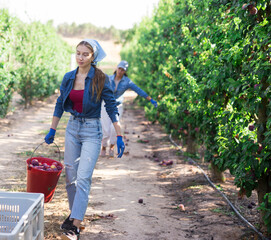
[26,143,63,203]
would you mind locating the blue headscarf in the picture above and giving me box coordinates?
[83,39,107,65]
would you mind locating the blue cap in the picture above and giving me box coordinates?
[83,39,106,65]
[117,60,129,71]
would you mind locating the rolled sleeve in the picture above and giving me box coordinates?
[102,77,119,123]
[53,94,64,118]
[53,77,67,118]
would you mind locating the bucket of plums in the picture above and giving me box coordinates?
[26,142,63,203]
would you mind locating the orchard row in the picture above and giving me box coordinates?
[121,0,271,235]
[0,9,71,116]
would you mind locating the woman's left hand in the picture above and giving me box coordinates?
[150,99,158,108]
[117,136,125,158]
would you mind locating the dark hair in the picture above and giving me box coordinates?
[113,70,128,77]
[77,41,105,101]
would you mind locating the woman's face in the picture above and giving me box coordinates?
[116,67,126,78]
[76,44,93,68]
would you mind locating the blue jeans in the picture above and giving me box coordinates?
[64,116,102,221]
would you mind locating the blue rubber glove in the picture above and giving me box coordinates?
[117,135,125,158]
[150,99,158,108]
[44,128,56,144]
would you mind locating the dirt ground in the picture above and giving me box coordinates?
[0,89,262,240]
[0,38,264,239]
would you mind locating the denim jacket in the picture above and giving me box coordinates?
[53,67,119,122]
[109,74,148,104]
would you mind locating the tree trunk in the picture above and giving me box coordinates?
[256,76,269,233]
[186,135,197,154]
[198,144,206,163]
[210,161,226,183]
[257,174,271,234]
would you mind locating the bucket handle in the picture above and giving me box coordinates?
[30,141,61,162]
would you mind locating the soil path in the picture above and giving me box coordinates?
[0,38,260,240]
[0,90,258,240]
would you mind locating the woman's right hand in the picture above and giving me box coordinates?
[44,128,56,144]
[117,136,125,158]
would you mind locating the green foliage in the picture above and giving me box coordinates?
[0,9,15,116]
[14,21,72,107]
[0,63,14,117]
[0,9,72,111]
[121,0,271,232]
[258,193,271,233]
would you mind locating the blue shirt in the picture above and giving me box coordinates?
[109,74,148,104]
[53,67,119,122]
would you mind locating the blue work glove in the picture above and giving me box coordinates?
[117,135,125,158]
[150,99,158,108]
[44,128,56,144]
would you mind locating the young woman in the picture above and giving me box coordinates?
[100,60,157,157]
[44,39,125,240]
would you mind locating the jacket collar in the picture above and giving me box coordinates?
[113,73,125,82]
[70,66,95,80]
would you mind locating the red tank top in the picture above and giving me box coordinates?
[69,89,84,113]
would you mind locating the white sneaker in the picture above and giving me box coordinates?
[109,149,114,158]
[100,149,106,157]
